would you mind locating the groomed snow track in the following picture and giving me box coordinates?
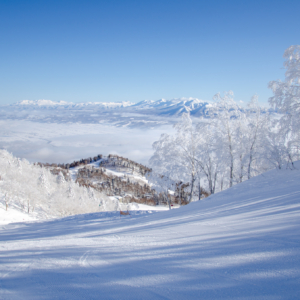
[0,164,300,299]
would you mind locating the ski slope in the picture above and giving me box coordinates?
[0,164,300,299]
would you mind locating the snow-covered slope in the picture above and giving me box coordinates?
[0,164,299,299]
[131,98,209,116]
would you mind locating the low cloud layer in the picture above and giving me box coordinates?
[0,120,174,165]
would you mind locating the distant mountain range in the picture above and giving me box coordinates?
[10,98,211,117]
[4,98,275,128]
[14,99,133,109]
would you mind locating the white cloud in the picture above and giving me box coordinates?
[0,120,174,165]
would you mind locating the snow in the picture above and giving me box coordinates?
[0,98,212,131]
[109,198,169,212]
[0,97,273,166]
[104,167,149,184]
[10,98,209,115]
[131,203,169,211]
[0,205,37,225]
[68,160,102,181]
[1,163,300,299]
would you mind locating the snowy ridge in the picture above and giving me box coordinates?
[0,98,212,127]
[132,97,210,116]
[7,97,210,116]
[0,162,299,299]
[0,150,169,225]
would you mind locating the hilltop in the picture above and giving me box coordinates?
[0,151,192,225]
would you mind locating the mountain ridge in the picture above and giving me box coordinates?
[7,97,211,117]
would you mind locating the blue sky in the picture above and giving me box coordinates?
[0,0,299,105]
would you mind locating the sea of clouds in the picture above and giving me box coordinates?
[0,119,174,165]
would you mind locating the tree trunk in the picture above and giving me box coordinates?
[247,151,253,180]
[229,146,234,187]
[166,194,171,210]
[239,154,244,183]
[189,173,195,202]
[212,171,218,194]
[227,127,234,187]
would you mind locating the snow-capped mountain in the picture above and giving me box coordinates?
[9,97,210,116]
[0,98,210,117]
[131,98,210,116]
[0,98,211,126]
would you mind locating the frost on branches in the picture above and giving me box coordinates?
[149,94,270,199]
[149,46,300,200]
[269,45,300,165]
[0,150,116,217]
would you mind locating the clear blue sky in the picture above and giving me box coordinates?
[0,0,299,105]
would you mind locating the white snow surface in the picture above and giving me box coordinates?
[0,205,37,225]
[0,164,300,299]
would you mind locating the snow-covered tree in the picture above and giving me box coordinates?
[209,91,243,187]
[0,150,115,217]
[149,92,273,197]
[149,114,200,202]
[269,45,300,164]
[196,120,223,194]
[146,171,176,209]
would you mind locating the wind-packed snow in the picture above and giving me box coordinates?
[1,162,299,299]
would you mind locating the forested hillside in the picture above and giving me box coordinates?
[0,150,117,218]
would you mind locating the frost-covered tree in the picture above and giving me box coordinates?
[148,48,300,197]
[149,114,200,202]
[209,91,243,187]
[206,92,270,186]
[3,193,10,211]
[269,45,300,163]
[235,96,270,180]
[244,96,265,178]
[146,171,176,209]
[149,93,272,197]
[173,114,199,201]
[0,150,116,216]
